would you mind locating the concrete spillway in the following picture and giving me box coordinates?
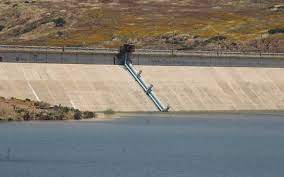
[0,62,284,112]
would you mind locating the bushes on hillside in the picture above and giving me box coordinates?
[103,108,115,115]
[268,28,284,35]
[0,25,4,32]
[205,35,227,44]
[74,110,81,120]
[53,18,66,27]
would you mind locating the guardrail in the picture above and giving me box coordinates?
[135,49,284,57]
[0,45,118,54]
[1,45,283,57]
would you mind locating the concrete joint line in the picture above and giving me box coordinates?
[22,68,41,102]
[70,99,76,109]
[27,82,41,102]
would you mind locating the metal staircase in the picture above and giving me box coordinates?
[119,44,170,112]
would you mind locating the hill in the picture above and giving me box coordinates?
[0,0,283,51]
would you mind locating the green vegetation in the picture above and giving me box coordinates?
[206,36,227,43]
[57,31,64,37]
[103,109,115,115]
[268,28,284,35]
[0,25,4,32]
[53,18,66,27]
[20,23,38,35]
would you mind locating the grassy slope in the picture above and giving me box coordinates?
[0,0,283,50]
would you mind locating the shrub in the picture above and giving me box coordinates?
[206,36,227,43]
[201,35,227,46]
[82,111,95,119]
[34,101,50,109]
[21,23,38,34]
[103,108,115,115]
[268,28,284,35]
[23,112,31,121]
[15,108,26,114]
[74,110,81,120]
[60,106,70,113]
[0,25,4,32]
[53,18,66,27]
[57,31,64,37]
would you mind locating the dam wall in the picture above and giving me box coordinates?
[136,65,284,111]
[0,62,284,112]
[0,63,155,112]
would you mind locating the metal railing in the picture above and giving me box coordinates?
[0,45,118,53]
[1,45,283,57]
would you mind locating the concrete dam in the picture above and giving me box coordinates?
[0,45,284,112]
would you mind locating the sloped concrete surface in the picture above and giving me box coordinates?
[136,66,284,111]
[0,63,155,111]
[1,63,284,112]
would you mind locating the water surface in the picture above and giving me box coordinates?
[0,113,284,177]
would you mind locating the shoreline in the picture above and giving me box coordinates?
[1,97,284,122]
[1,110,284,123]
[0,97,96,122]
[9,110,284,123]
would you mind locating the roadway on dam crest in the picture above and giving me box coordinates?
[0,63,284,112]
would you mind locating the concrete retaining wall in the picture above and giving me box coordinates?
[0,63,155,112]
[0,51,115,64]
[0,63,284,112]
[1,49,284,67]
[131,54,284,67]
[137,65,284,111]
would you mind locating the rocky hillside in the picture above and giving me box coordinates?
[0,0,283,52]
[0,97,95,121]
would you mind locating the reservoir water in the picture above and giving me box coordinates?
[0,113,284,177]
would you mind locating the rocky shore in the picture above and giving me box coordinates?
[0,97,95,121]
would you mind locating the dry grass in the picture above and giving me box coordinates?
[0,97,95,121]
[0,0,283,50]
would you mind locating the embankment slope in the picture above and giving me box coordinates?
[0,63,155,112]
[137,66,284,111]
[1,63,284,112]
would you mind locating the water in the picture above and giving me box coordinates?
[0,113,284,177]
